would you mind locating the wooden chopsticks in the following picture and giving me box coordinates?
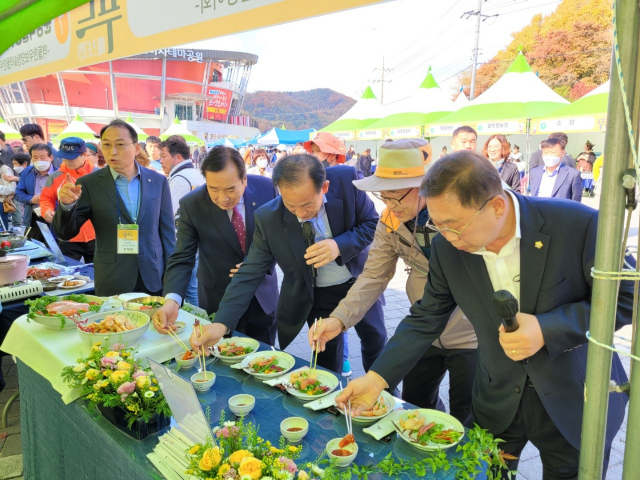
[155,318,190,353]
[309,318,322,379]
[339,381,353,435]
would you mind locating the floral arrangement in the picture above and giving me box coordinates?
[185,412,318,480]
[61,342,171,428]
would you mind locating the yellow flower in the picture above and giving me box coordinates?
[127,405,136,412]
[288,445,298,452]
[93,380,109,390]
[150,386,159,392]
[103,370,112,377]
[152,378,158,384]
[110,370,127,384]
[269,446,283,454]
[85,368,100,381]
[189,445,201,455]
[117,361,132,371]
[73,363,86,373]
[198,447,221,471]
[135,376,149,389]
[105,351,119,357]
[298,471,309,480]
[229,449,253,465]
[121,351,131,358]
[218,464,231,476]
[238,457,262,480]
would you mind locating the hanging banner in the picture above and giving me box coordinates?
[425,123,467,137]
[0,0,390,85]
[357,129,383,140]
[533,115,607,134]
[329,131,356,141]
[388,126,422,139]
[475,120,526,135]
[205,87,233,122]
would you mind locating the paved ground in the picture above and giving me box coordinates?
[0,192,632,479]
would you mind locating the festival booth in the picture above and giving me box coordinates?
[256,127,316,146]
[52,113,99,145]
[453,89,470,108]
[361,68,455,142]
[125,114,150,142]
[160,117,204,146]
[424,52,570,162]
[0,117,21,140]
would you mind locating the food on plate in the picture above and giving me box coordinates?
[78,313,138,334]
[48,275,73,284]
[339,433,355,448]
[396,412,463,446]
[247,356,284,374]
[27,266,61,280]
[288,368,330,396]
[216,341,255,357]
[61,280,85,287]
[25,294,102,328]
[182,351,195,360]
[287,427,303,432]
[331,449,353,457]
[360,396,389,417]
[126,300,164,310]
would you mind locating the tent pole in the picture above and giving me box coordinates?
[579,1,639,478]
[525,119,531,195]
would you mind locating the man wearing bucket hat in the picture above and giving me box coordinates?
[303,132,346,167]
[309,138,478,425]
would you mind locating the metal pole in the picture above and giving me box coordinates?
[579,1,639,478]
[108,61,118,118]
[469,0,482,100]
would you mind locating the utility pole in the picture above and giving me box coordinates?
[462,2,498,100]
[372,56,392,104]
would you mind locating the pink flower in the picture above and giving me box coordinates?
[216,427,230,438]
[117,381,136,395]
[278,456,297,473]
[120,394,128,402]
[132,370,146,379]
[101,357,117,367]
[112,343,125,351]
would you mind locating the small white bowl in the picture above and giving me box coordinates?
[191,371,216,392]
[280,417,309,443]
[175,351,198,370]
[228,394,255,417]
[326,438,358,467]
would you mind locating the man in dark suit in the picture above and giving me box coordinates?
[53,119,175,296]
[530,137,583,202]
[191,155,387,374]
[337,152,631,478]
[155,147,278,345]
[529,132,576,169]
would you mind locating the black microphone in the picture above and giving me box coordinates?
[492,289,520,333]
[302,221,317,288]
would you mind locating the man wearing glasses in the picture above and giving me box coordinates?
[53,119,175,296]
[310,139,477,425]
[338,151,632,478]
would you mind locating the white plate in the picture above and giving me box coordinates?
[48,275,74,284]
[392,409,464,451]
[338,390,396,424]
[283,367,339,400]
[28,295,104,330]
[77,310,150,347]
[240,351,296,379]
[59,280,87,289]
[212,337,260,364]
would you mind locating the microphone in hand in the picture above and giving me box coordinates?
[492,289,520,332]
[302,221,317,288]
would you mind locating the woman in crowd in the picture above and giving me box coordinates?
[0,162,16,231]
[482,134,521,192]
[247,148,272,177]
[358,149,373,177]
[509,144,522,162]
[440,146,448,158]
[135,147,152,169]
[576,141,596,173]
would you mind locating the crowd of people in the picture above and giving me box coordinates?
[0,119,622,477]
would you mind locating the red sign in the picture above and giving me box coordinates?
[205,87,232,122]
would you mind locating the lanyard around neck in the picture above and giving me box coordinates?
[115,180,138,225]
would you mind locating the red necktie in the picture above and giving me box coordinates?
[231,206,246,254]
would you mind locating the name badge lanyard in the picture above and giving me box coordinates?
[116,189,139,254]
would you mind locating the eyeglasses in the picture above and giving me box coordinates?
[426,197,493,238]
[371,189,413,208]
[101,142,135,152]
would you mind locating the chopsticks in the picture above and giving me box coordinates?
[192,323,207,377]
[339,381,353,436]
[309,318,322,379]
[155,318,190,353]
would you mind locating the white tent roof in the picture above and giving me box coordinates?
[54,114,98,143]
[454,91,470,108]
[322,86,385,131]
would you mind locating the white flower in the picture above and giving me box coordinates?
[144,391,155,398]
[87,360,96,367]
[132,392,138,397]
[241,476,253,480]
[212,426,220,434]
[223,421,236,427]
[73,363,86,373]
[311,465,324,476]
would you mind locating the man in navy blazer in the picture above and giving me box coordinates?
[53,119,175,296]
[191,155,387,373]
[155,147,278,345]
[530,137,583,202]
[338,152,631,477]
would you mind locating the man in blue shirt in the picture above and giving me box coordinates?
[529,137,583,202]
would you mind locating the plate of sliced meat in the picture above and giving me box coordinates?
[25,294,104,330]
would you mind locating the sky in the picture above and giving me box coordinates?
[181,0,563,105]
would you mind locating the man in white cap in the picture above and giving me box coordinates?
[309,138,477,424]
[273,144,288,164]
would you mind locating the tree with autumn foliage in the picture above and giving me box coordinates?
[456,0,612,101]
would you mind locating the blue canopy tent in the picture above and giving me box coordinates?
[256,128,316,146]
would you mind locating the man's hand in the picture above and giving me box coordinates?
[304,239,340,269]
[190,323,228,355]
[58,173,82,205]
[335,370,388,416]
[308,317,344,352]
[30,194,40,205]
[229,262,243,278]
[43,210,54,223]
[499,312,545,361]
[153,299,180,334]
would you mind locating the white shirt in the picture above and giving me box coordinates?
[470,190,521,302]
[537,163,563,198]
[167,160,205,215]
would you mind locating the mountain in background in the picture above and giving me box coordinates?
[456,0,612,100]
[241,88,356,131]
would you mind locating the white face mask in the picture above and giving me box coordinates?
[34,160,51,172]
[13,167,24,174]
[256,159,269,169]
[542,155,561,167]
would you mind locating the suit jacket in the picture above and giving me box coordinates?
[15,164,58,226]
[372,193,631,451]
[163,175,279,315]
[214,165,379,348]
[52,165,175,296]
[529,164,583,202]
[529,150,576,169]
[499,161,521,193]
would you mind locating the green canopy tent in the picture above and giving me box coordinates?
[160,117,204,146]
[124,114,149,142]
[321,86,385,142]
[0,117,21,140]
[363,68,454,139]
[53,113,98,144]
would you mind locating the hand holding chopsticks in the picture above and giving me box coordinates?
[155,318,190,353]
[192,322,207,376]
[309,318,322,380]
[339,381,353,438]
